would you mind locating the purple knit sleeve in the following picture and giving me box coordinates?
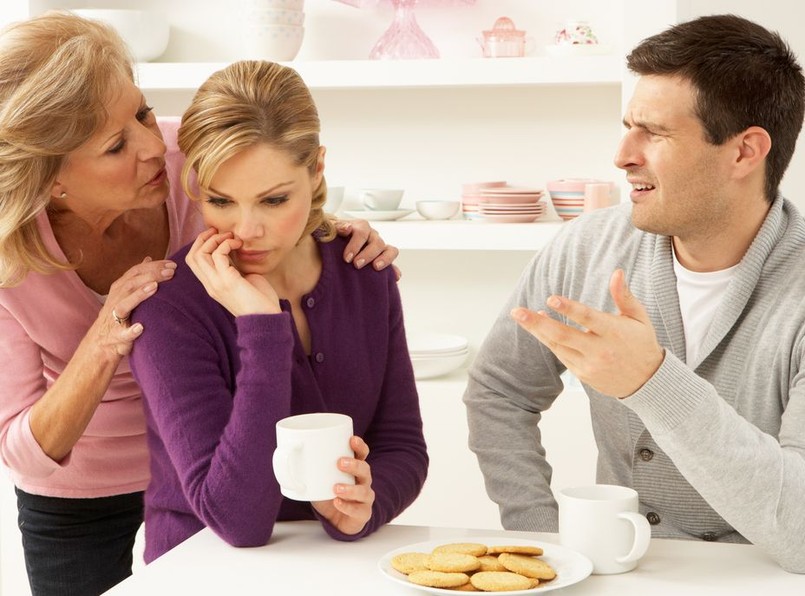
[132,299,295,548]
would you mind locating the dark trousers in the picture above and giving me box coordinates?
[15,488,144,596]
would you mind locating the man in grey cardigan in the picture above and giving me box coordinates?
[464,14,805,573]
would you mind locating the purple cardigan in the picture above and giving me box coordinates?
[130,235,428,562]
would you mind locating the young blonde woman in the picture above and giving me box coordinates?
[129,60,428,562]
[0,12,397,595]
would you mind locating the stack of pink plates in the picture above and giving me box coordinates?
[462,182,546,223]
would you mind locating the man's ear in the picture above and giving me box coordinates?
[732,126,771,181]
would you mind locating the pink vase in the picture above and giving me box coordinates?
[369,0,439,59]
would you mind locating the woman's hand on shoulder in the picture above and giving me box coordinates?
[94,256,178,358]
[335,220,401,281]
[312,435,374,535]
[186,228,281,317]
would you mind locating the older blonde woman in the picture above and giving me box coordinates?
[129,60,427,562]
[0,12,397,595]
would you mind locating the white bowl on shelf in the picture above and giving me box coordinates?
[416,200,461,220]
[247,9,305,26]
[410,351,469,380]
[73,9,170,62]
[243,24,304,61]
[408,333,469,355]
[252,0,305,10]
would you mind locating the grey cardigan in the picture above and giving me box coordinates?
[464,195,805,573]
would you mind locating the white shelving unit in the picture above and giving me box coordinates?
[367,219,565,251]
[136,56,622,91]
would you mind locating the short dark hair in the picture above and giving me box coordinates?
[627,14,805,203]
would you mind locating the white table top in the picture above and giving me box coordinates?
[106,521,805,595]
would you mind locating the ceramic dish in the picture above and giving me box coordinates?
[407,332,469,354]
[378,536,593,595]
[343,209,414,221]
[410,352,468,379]
[473,213,543,223]
[479,186,544,195]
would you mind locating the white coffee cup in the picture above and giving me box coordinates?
[558,484,651,574]
[272,413,355,501]
[359,188,404,211]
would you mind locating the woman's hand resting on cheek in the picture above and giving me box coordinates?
[313,436,375,535]
[186,228,281,317]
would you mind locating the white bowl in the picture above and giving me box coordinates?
[410,351,469,380]
[243,25,304,61]
[323,186,344,214]
[72,9,169,62]
[249,0,305,10]
[247,9,305,26]
[416,200,460,220]
[359,188,404,211]
[408,332,469,355]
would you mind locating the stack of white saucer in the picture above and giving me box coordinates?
[408,333,470,380]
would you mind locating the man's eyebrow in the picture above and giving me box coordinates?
[623,117,672,134]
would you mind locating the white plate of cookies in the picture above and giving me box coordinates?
[378,536,593,594]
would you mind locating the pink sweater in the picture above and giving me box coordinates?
[0,119,203,498]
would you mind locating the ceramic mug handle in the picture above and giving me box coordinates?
[272,443,305,493]
[615,511,651,564]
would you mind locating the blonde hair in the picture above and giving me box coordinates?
[0,11,134,286]
[178,60,336,243]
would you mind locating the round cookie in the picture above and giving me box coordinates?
[486,545,544,556]
[498,552,557,580]
[408,570,470,589]
[477,555,507,572]
[390,552,430,575]
[451,581,481,591]
[469,571,534,592]
[432,542,488,557]
[426,552,481,573]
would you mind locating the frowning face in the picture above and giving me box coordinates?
[200,142,322,277]
[614,74,736,242]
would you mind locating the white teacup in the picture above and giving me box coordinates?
[360,188,404,211]
[272,413,355,502]
[558,484,651,574]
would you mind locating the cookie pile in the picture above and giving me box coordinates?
[390,542,557,592]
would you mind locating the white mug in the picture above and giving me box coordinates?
[272,413,355,502]
[558,484,651,574]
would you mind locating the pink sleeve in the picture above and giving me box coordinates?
[0,304,67,477]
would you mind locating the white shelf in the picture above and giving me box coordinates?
[361,219,565,251]
[135,56,622,91]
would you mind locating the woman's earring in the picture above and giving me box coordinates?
[59,192,67,199]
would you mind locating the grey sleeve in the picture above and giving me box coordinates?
[462,249,567,532]
[624,352,805,573]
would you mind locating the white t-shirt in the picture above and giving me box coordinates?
[672,247,738,366]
